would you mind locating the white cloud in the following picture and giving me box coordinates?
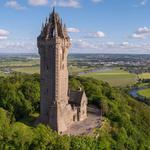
[131,33,144,39]
[0,38,150,54]
[51,0,80,8]
[130,27,150,39]
[136,27,150,34]
[94,31,105,38]
[133,0,148,7]
[106,42,115,47]
[28,0,48,6]
[0,29,10,40]
[72,39,99,50]
[140,0,148,5]
[67,28,80,33]
[92,0,103,3]
[0,29,9,36]
[0,40,36,53]
[0,37,8,40]
[121,42,129,46]
[71,39,150,54]
[86,31,105,38]
[5,0,26,10]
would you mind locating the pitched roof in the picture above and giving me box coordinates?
[69,90,85,106]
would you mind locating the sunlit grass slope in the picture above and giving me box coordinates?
[13,66,40,74]
[80,69,137,87]
[139,73,150,79]
[138,88,150,98]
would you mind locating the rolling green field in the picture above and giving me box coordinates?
[12,65,92,75]
[138,88,150,98]
[0,59,39,67]
[0,59,138,87]
[80,69,137,87]
[68,66,92,75]
[138,73,150,79]
[13,66,40,74]
[12,67,137,87]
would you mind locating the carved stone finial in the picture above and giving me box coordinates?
[52,6,55,14]
[42,22,44,30]
[45,17,48,25]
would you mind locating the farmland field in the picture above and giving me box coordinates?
[12,67,137,87]
[138,88,150,98]
[1,54,148,87]
[12,65,92,75]
[12,66,86,74]
[68,66,92,75]
[138,73,150,79]
[0,59,39,67]
[13,66,40,74]
[80,69,137,87]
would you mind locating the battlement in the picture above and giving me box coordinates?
[37,37,71,55]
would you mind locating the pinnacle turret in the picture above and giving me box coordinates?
[52,6,55,14]
[38,8,69,40]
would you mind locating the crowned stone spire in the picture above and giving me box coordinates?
[38,7,69,40]
[52,6,55,14]
[41,22,44,31]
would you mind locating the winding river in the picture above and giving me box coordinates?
[129,87,146,98]
[129,86,150,105]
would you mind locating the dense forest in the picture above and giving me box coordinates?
[0,73,150,149]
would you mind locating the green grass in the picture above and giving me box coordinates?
[0,59,40,76]
[0,59,39,67]
[12,66,137,87]
[137,82,150,88]
[138,73,150,79]
[12,65,92,75]
[68,66,84,74]
[0,71,8,76]
[80,69,137,87]
[13,66,40,74]
[0,70,10,77]
[68,65,92,75]
[138,88,150,98]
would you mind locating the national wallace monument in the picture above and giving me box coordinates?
[37,8,88,133]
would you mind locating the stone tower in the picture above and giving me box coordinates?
[37,8,87,133]
[37,8,71,132]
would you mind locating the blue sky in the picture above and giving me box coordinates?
[0,0,150,54]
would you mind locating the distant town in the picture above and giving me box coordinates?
[0,53,149,75]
